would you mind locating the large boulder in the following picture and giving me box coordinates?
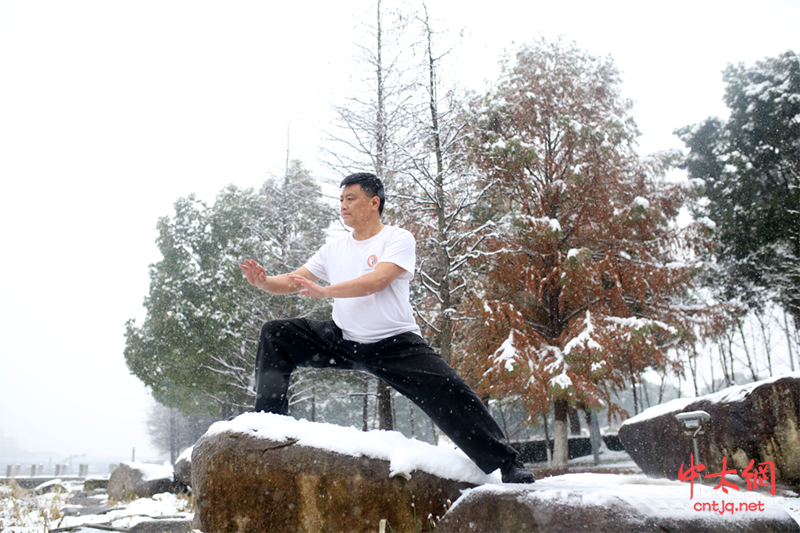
[173,446,193,487]
[436,473,800,533]
[108,462,182,501]
[192,413,493,533]
[619,373,800,486]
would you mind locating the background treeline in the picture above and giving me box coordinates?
[124,2,800,466]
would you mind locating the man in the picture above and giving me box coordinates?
[239,172,535,483]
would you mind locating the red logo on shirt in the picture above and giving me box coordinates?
[366,254,378,268]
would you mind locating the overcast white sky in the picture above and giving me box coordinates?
[1,0,798,463]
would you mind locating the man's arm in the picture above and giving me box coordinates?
[239,259,320,295]
[288,262,405,299]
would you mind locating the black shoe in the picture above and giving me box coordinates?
[501,460,536,484]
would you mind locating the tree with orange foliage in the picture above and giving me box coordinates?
[458,38,724,466]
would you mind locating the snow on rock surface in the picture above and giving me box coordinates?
[194,412,482,533]
[124,462,173,482]
[206,412,499,484]
[175,446,193,464]
[437,473,800,532]
[623,371,800,426]
[173,446,193,487]
[622,396,698,426]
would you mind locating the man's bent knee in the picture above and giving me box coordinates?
[260,319,299,340]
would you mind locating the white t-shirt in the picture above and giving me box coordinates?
[304,225,422,343]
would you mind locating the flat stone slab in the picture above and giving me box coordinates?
[62,504,118,517]
[436,473,800,532]
[127,519,193,533]
[67,491,105,507]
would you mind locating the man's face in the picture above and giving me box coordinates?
[340,183,379,228]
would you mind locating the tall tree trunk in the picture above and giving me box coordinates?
[552,399,569,468]
[658,372,667,404]
[719,344,730,388]
[374,0,386,182]
[377,380,394,430]
[542,407,552,465]
[422,7,453,364]
[709,350,717,393]
[369,0,393,429]
[588,407,601,466]
[785,310,796,372]
[755,312,773,377]
[362,374,370,432]
[737,318,758,381]
[689,346,700,396]
[642,377,652,409]
[629,365,639,415]
[169,408,178,464]
[310,380,316,422]
[568,404,581,435]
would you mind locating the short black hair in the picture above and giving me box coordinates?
[340,172,385,215]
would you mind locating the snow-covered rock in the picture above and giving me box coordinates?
[107,461,182,501]
[436,473,800,532]
[83,477,109,491]
[173,445,193,488]
[192,412,484,533]
[619,373,800,486]
[33,478,66,495]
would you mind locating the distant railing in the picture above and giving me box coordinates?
[2,462,116,479]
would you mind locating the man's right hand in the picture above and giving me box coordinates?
[239,259,268,289]
[238,262,320,295]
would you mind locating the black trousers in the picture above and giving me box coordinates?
[254,318,519,474]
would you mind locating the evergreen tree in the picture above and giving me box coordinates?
[460,38,723,466]
[676,51,800,328]
[125,161,336,418]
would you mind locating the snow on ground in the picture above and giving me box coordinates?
[0,480,193,531]
[460,473,800,526]
[208,411,501,484]
[566,443,637,468]
[99,492,191,529]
